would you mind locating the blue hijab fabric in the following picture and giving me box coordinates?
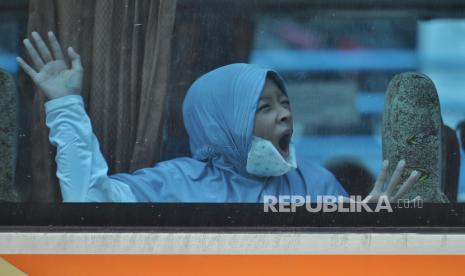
[109,63,347,202]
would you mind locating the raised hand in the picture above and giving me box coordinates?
[363,160,420,203]
[16,31,83,100]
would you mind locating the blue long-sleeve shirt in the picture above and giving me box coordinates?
[45,64,347,202]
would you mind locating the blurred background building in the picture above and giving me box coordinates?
[248,4,465,201]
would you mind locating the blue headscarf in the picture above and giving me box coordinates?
[110,63,347,202]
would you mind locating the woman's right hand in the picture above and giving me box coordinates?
[16,31,83,100]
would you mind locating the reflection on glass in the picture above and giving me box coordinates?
[0,1,464,206]
[251,14,465,202]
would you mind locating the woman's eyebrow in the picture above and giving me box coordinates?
[258,95,272,101]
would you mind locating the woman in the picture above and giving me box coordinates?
[16,31,419,202]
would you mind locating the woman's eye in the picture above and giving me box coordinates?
[258,104,270,112]
[281,100,290,106]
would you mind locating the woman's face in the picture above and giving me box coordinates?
[253,78,293,158]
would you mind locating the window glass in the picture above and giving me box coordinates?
[249,9,465,202]
[1,0,465,228]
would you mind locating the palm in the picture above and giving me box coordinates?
[17,31,83,100]
[36,60,81,99]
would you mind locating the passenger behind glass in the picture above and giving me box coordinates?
[16,32,419,202]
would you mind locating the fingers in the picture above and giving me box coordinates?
[31,31,53,63]
[48,31,65,60]
[23,38,44,69]
[391,170,419,202]
[68,47,83,72]
[16,57,37,79]
[386,159,406,196]
[21,31,75,70]
[372,160,389,193]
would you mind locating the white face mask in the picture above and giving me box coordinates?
[246,136,297,177]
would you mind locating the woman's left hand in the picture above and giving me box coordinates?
[363,159,420,203]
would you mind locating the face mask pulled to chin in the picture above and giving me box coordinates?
[246,136,297,177]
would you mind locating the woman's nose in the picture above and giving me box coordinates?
[277,106,292,123]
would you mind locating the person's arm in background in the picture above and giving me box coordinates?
[16,31,136,202]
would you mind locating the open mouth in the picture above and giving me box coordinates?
[278,133,291,158]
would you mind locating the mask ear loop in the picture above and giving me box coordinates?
[288,140,298,168]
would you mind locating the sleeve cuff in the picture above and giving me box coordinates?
[45,95,84,114]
